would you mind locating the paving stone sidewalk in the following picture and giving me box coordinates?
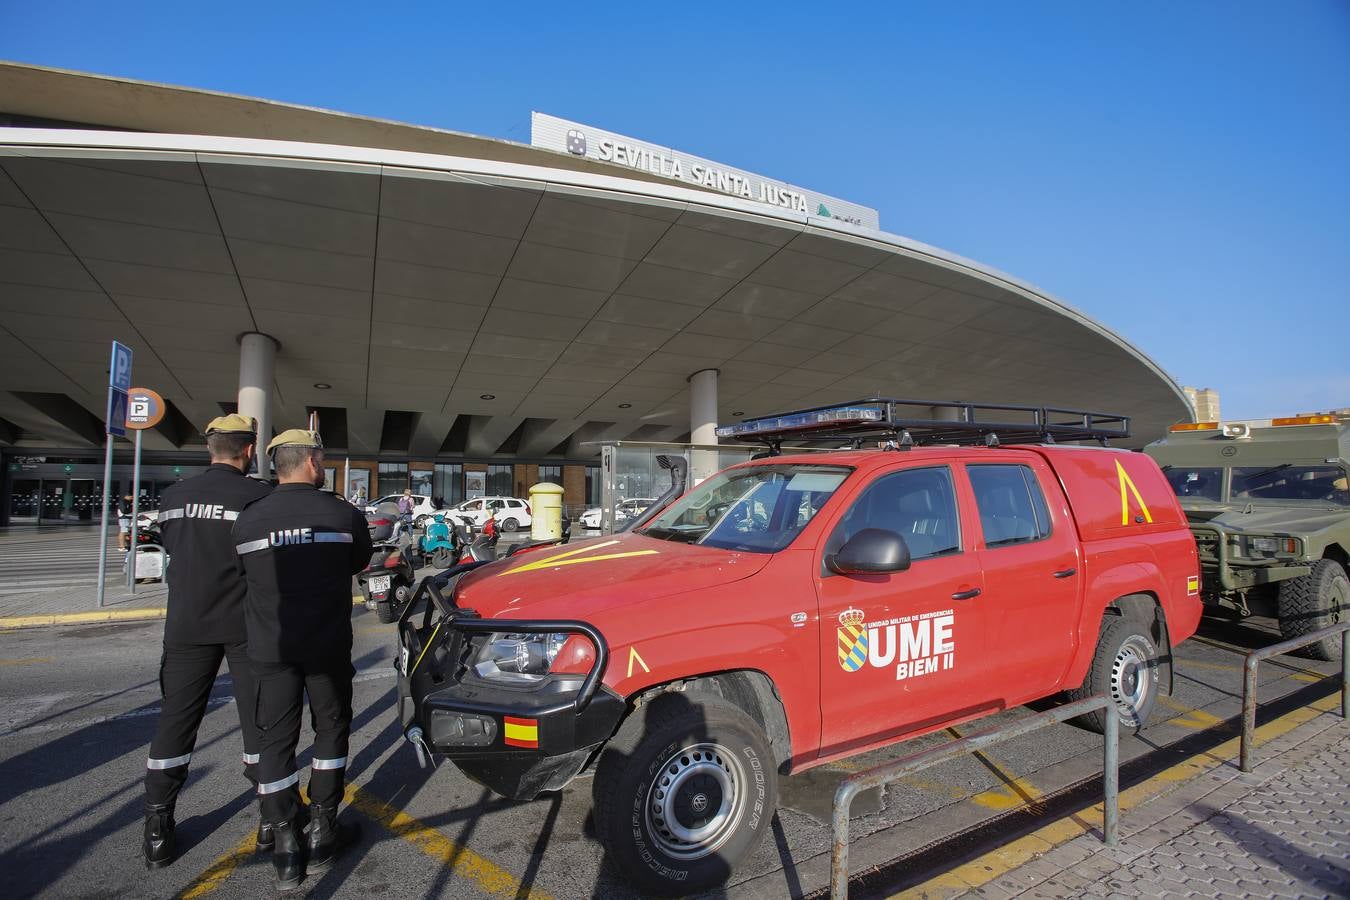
[960,717,1350,899]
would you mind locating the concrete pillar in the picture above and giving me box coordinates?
[689,368,719,484]
[238,332,278,478]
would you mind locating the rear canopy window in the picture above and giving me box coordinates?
[1231,465,1349,506]
[641,464,851,553]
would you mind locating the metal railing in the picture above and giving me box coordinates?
[830,695,1119,899]
[1240,621,1350,772]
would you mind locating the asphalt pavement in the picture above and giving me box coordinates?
[0,529,1346,899]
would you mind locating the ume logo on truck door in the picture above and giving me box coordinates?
[838,607,956,680]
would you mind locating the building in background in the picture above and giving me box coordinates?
[1183,387,1221,423]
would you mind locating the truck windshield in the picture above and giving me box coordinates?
[1230,465,1349,506]
[640,464,852,553]
[1163,466,1223,501]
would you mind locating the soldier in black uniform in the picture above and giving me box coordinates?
[232,429,371,889]
[142,414,273,868]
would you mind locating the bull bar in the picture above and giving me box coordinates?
[829,694,1119,899]
[1240,620,1350,772]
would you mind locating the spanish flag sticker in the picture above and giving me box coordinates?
[503,716,539,748]
[1187,575,1200,596]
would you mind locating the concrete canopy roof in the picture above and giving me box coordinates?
[0,71,1189,457]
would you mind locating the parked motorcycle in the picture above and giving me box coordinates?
[358,537,418,624]
[419,513,460,568]
[123,521,169,582]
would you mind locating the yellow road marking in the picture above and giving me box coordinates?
[345,783,552,899]
[1172,657,1242,673]
[1157,694,1225,730]
[947,726,1045,812]
[174,830,256,899]
[888,694,1342,899]
[626,646,650,678]
[0,607,166,630]
[0,657,52,666]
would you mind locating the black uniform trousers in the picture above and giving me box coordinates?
[145,640,259,807]
[252,657,355,824]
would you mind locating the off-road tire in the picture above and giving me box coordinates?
[500,517,519,533]
[594,694,776,896]
[375,599,396,624]
[1069,616,1160,734]
[432,548,455,568]
[1278,559,1347,661]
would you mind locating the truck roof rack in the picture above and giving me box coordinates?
[715,398,1130,453]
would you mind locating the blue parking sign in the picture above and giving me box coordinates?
[109,341,133,391]
[107,387,128,437]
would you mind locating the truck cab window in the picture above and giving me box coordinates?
[968,464,1052,547]
[832,466,960,561]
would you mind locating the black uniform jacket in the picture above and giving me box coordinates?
[232,483,372,663]
[157,463,273,645]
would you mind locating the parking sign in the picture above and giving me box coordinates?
[109,341,133,391]
[106,387,128,437]
[126,387,165,430]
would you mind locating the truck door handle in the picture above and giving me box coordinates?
[951,588,982,600]
[1053,568,1077,579]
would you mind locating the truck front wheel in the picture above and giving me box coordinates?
[1070,616,1160,733]
[593,694,776,896]
[1278,559,1347,661]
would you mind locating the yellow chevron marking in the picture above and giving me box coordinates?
[497,539,657,576]
[627,646,650,678]
[1116,459,1154,525]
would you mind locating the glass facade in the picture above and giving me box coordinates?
[434,463,464,506]
[486,464,513,497]
[377,462,408,498]
[538,465,563,486]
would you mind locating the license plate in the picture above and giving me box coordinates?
[370,575,391,593]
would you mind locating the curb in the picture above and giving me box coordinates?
[0,596,368,631]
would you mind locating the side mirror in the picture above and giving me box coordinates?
[827,529,911,575]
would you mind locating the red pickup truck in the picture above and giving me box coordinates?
[396,400,1201,894]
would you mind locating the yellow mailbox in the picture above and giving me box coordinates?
[528,482,565,541]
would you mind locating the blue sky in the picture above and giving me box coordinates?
[3,1,1347,419]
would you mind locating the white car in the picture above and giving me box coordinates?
[577,497,657,530]
[441,496,533,532]
[365,493,437,527]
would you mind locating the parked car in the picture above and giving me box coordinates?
[577,497,657,530]
[396,399,1203,895]
[365,493,437,527]
[441,496,534,532]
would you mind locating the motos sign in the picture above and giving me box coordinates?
[531,112,879,229]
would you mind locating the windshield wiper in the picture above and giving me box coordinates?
[1241,463,1292,482]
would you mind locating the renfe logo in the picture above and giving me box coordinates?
[839,608,956,681]
[566,129,587,155]
[270,527,313,546]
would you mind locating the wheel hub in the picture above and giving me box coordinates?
[1111,635,1154,722]
[645,742,743,860]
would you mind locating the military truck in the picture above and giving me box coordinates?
[1144,413,1349,659]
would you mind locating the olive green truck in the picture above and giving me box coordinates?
[1144,413,1348,660]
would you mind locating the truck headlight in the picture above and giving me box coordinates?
[474,633,571,684]
[1242,535,1300,558]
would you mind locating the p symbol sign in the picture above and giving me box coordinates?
[109,341,134,391]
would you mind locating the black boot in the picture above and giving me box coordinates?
[256,819,274,853]
[271,819,304,891]
[305,803,359,874]
[143,803,176,869]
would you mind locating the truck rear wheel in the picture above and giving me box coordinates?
[1278,559,1347,661]
[1069,616,1160,733]
[593,694,776,896]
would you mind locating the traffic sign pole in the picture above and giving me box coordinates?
[96,434,114,608]
[127,429,142,593]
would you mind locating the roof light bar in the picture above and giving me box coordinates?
[1271,414,1337,426]
[715,405,883,439]
[716,398,1129,448]
[1169,422,1219,432]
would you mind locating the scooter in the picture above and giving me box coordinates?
[123,522,169,583]
[419,513,460,568]
[358,537,418,624]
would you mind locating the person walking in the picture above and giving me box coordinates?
[117,493,134,551]
[141,415,273,868]
[396,488,415,538]
[232,429,372,889]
